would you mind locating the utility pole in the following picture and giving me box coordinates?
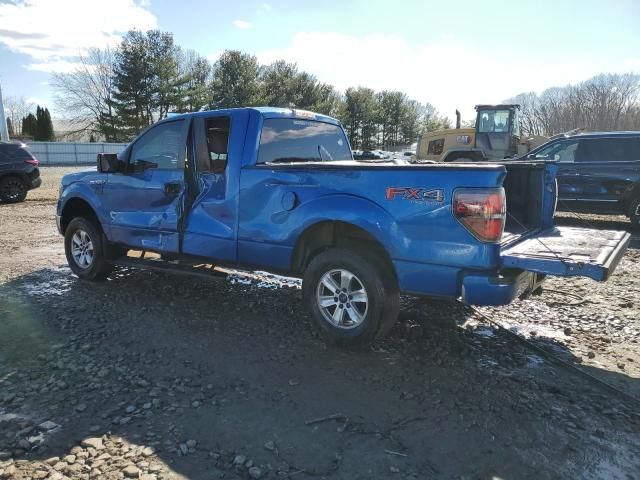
[0,81,9,141]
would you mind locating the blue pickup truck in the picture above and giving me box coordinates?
[57,108,630,346]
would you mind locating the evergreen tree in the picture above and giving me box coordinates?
[209,50,261,109]
[258,60,341,116]
[340,87,377,149]
[110,30,155,138]
[147,30,185,119]
[21,113,37,138]
[33,106,54,141]
[42,107,54,140]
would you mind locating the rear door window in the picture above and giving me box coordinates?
[257,119,352,164]
[575,137,636,163]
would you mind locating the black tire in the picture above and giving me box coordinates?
[630,197,640,230]
[64,217,113,280]
[0,175,27,203]
[302,248,400,347]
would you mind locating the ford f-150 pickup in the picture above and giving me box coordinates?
[56,107,631,346]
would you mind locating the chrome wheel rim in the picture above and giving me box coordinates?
[316,269,368,329]
[71,229,94,269]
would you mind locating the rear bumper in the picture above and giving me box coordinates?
[394,259,544,305]
[460,270,543,305]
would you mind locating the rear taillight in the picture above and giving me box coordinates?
[453,188,506,242]
[25,158,39,166]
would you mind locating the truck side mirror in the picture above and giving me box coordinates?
[97,153,120,173]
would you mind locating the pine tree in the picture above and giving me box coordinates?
[209,50,261,109]
[110,30,155,138]
[21,113,37,138]
[33,106,54,141]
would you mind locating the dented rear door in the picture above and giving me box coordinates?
[501,227,630,281]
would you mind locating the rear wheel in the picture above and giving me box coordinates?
[0,176,27,203]
[64,217,113,280]
[303,248,399,347]
[630,197,640,230]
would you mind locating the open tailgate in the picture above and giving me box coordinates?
[501,227,630,281]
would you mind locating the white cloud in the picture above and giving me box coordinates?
[233,19,253,30]
[257,32,640,120]
[26,60,86,73]
[0,0,157,72]
[262,3,272,11]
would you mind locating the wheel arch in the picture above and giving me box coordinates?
[291,220,397,279]
[59,197,101,235]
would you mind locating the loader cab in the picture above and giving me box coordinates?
[474,104,520,159]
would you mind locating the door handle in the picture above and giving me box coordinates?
[164,182,182,196]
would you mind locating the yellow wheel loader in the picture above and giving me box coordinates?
[416,104,548,162]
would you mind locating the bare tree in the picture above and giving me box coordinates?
[506,73,640,136]
[51,48,118,140]
[3,96,34,136]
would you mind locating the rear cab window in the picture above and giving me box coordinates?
[257,118,352,164]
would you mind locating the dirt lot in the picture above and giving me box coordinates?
[0,167,639,480]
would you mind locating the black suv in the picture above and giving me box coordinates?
[523,132,640,227]
[0,142,41,203]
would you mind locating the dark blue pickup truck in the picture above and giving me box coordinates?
[56,108,631,346]
[523,132,640,227]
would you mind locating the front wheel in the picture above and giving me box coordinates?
[64,217,113,280]
[303,248,399,347]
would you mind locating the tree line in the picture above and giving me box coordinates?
[51,30,449,147]
[3,98,55,141]
[505,73,640,137]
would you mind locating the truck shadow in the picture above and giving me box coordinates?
[0,266,638,479]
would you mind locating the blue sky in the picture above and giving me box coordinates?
[1,0,639,119]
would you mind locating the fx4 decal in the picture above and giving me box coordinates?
[386,187,445,203]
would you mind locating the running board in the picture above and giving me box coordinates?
[111,256,228,280]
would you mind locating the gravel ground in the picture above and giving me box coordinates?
[0,167,639,480]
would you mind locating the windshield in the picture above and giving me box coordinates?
[477,109,511,133]
[257,118,352,164]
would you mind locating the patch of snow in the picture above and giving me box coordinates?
[224,269,301,290]
[21,266,73,296]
